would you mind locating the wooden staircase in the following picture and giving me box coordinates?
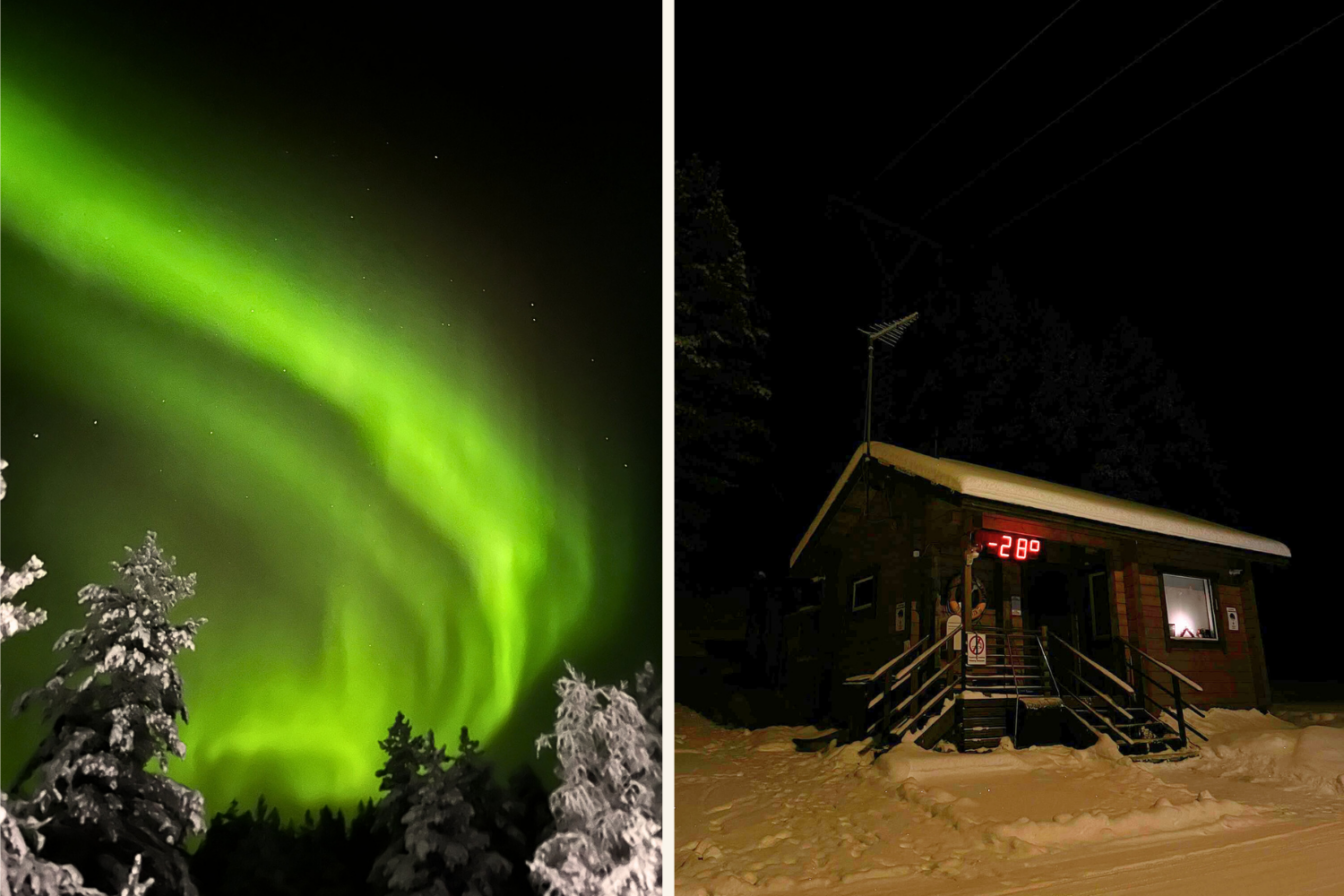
[839,626,1206,761]
[1040,632,1208,760]
[960,629,1046,751]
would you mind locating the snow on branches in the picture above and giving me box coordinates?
[0,459,49,644]
[530,661,662,896]
[10,532,206,896]
[370,714,511,896]
[2,792,108,896]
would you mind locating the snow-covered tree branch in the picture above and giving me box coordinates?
[9,532,206,896]
[530,661,662,896]
[0,460,48,646]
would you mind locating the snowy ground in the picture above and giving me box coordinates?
[675,702,1344,895]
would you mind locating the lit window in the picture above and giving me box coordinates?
[851,575,875,612]
[1163,574,1217,640]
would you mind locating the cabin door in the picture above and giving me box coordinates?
[1081,567,1120,672]
[1024,564,1082,687]
[1024,566,1076,638]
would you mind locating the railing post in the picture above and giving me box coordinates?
[1172,677,1187,749]
[960,624,968,694]
[883,669,892,747]
[1040,626,1050,696]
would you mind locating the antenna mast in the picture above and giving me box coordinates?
[858,312,919,510]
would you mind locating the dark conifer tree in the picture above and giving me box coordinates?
[10,533,206,896]
[675,158,772,590]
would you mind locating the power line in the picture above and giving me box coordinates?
[828,195,943,250]
[866,0,1084,189]
[983,9,1344,242]
[921,0,1225,222]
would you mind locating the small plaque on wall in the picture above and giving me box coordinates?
[894,602,907,632]
[1227,606,1240,631]
[1010,595,1022,617]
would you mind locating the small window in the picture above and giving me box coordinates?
[1163,574,1217,641]
[851,575,875,612]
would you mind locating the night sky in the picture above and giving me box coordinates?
[1,4,661,815]
[677,5,1338,681]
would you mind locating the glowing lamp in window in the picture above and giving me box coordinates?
[1163,574,1217,640]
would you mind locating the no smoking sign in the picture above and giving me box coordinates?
[966,632,987,666]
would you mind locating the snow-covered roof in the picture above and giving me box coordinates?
[790,442,1291,567]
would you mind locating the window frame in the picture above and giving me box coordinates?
[850,573,876,613]
[1156,566,1225,652]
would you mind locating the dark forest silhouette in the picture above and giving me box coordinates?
[675,158,1238,602]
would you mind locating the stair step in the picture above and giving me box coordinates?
[1133,748,1201,763]
[967,673,1043,680]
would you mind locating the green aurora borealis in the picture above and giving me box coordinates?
[1,8,659,816]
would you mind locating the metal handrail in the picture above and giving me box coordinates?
[1067,669,1135,721]
[1122,659,1205,717]
[1007,634,1024,743]
[896,623,962,680]
[895,658,958,713]
[1036,635,1056,695]
[865,639,930,711]
[1049,632,1134,695]
[866,636,930,682]
[892,676,960,740]
[1158,706,1208,741]
[1039,635,1133,745]
[1121,638,1204,692]
[1056,676,1135,745]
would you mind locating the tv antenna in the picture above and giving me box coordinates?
[858,312,919,510]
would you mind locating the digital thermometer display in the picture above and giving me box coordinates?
[976,529,1042,561]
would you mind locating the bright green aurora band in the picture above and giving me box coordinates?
[1,79,600,811]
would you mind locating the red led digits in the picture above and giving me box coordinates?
[975,529,1045,561]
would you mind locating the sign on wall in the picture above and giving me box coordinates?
[1226,606,1240,631]
[894,602,907,632]
[1010,595,1022,617]
[966,631,987,665]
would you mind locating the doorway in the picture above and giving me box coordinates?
[1024,564,1078,643]
[1025,560,1119,682]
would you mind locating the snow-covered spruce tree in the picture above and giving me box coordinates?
[370,714,510,896]
[529,661,661,896]
[10,532,206,896]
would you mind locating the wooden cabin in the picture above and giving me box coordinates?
[785,442,1290,757]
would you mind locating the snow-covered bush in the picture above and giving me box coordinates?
[529,661,662,896]
[370,715,510,896]
[9,532,206,896]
